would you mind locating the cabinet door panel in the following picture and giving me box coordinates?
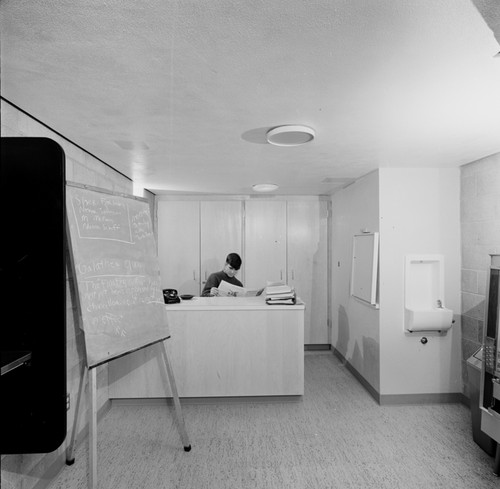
[288,201,329,344]
[245,200,287,289]
[158,201,200,295]
[201,201,243,286]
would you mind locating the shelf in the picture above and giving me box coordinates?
[1,350,32,376]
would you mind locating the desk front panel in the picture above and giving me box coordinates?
[109,306,304,397]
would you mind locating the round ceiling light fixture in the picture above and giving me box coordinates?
[266,125,315,146]
[252,183,279,192]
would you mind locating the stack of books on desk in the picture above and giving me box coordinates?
[265,283,296,305]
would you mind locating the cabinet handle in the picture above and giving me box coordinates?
[292,269,295,280]
[193,271,196,281]
[280,270,283,281]
[205,271,207,280]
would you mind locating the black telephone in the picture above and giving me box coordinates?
[163,288,180,304]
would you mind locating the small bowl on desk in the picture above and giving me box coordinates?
[180,294,194,301]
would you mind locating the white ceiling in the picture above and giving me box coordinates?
[1,0,500,196]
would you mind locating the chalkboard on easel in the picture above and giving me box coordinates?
[65,183,169,368]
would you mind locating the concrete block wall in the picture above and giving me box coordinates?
[460,152,500,396]
[0,100,139,489]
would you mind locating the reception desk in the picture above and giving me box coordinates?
[109,296,305,398]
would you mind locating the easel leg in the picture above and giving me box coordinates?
[66,366,87,464]
[89,367,98,489]
[160,342,191,451]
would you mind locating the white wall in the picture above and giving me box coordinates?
[331,168,462,400]
[378,168,462,397]
[331,171,380,392]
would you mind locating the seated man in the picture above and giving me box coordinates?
[201,253,243,296]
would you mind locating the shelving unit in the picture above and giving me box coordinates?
[480,254,500,475]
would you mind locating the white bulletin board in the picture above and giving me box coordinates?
[350,232,379,307]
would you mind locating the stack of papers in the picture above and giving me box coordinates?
[265,283,296,305]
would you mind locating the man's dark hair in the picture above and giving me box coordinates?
[226,253,242,270]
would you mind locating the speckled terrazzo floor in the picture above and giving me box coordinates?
[48,352,498,489]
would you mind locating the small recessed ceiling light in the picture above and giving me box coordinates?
[266,125,315,146]
[252,183,279,192]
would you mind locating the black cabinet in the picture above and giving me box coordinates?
[1,137,66,454]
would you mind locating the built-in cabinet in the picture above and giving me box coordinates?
[158,201,199,295]
[200,201,243,289]
[245,200,287,287]
[287,200,329,344]
[157,200,242,296]
[156,197,329,345]
[244,199,328,344]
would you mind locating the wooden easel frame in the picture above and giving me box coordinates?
[66,338,191,489]
[64,183,190,487]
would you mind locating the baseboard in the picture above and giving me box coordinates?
[331,347,466,406]
[332,347,381,404]
[112,395,303,406]
[379,392,465,406]
[459,393,470,407]
[305,344,331,351]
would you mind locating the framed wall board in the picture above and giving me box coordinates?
[350,232,379,307]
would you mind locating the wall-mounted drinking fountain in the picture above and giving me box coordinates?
[404,255,454,333]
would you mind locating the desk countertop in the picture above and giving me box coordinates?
[165,296,305,311]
